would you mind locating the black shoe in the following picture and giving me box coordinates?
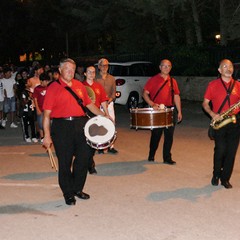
[89,166,97,174]
[163,160,176,165]
[0,125,5,129]
[64,196,76,205]
[148,156,154,161]
[98,149,104,154]
[108,147,118,154]
[221,181,232,189]
[211,176,219,186]
[75,191,90,200]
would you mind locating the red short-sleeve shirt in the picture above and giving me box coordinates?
[144,74,180,106]
[82,81,108,108]
[204,78,240,114]
[43,79,92,118]
[33,85,47,112]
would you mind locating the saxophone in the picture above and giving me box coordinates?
[210,101,240,130]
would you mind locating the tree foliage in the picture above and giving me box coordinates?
[0,0,239,65]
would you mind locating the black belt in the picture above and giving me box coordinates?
[53,116,84,121]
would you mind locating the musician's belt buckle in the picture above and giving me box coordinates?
[55,116,82,121]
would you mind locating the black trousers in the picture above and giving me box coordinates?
[51,117,91,198]
[213,122,240,181]
[148,126,175,161]
[22,112,36,139]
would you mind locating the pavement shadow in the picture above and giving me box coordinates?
[95,160,155,176]
[2,172,57,181]
[1,160,152,179]
[0,200,69,215]
[147,184,221,203]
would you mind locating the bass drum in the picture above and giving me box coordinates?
[84,116,116,149]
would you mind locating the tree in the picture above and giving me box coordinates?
[0,0,239,65]
[219,0,240,46]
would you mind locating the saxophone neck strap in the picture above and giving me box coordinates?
[218,79,235,113]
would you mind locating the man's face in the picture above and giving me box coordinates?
[22,71,28,79]
[218,60,234,78]
[37,68,44,76]
[98,60,109,74]
[59,62,76,82]
[4,71,12,79]
[159,60,172,75]
[42,80,50,87]
[53,72,59,80]
[77,66,84,74]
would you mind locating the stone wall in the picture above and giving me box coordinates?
[175,76,215,101]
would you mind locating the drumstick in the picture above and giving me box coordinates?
[47,148,54,169]
[49,150,54,169]
[49,148,58,172]
[47,148,58,172]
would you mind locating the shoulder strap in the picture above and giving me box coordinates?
[217,79,235,113]
[56,80,90,117]
[152,80,168,101]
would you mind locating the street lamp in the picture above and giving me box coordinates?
[215,34,221,44]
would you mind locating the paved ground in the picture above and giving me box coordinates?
[1,100,240,240]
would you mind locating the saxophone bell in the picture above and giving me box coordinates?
[212,115,237,130]
[210,100,240,130]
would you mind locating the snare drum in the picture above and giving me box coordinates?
[84,116,116,149]
[130,108,173,129]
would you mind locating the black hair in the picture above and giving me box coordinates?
[39,72,51,81]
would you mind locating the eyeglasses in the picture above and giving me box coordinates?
[86,70,95,74]
[222,64,233,69]
[100,64,109,67]
[160,65,171,68]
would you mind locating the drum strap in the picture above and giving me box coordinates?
[170,77,174,106]
[56,80,90,118]
[152,80,168,101]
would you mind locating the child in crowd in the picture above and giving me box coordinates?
[0,70,4,129]
[33,73,51,142]
[20,85,38,143]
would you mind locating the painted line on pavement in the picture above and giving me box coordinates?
[0,182,58,188]
[0,152,26,155]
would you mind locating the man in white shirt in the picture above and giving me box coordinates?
[96,58,118,154]
[2,67,18,128]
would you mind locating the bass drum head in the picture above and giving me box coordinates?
[84,116,116,149]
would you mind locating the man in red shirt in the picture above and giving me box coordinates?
[202,59,240,189]
[143,59,182,165]
[42,58,105,205]
[83,65,111,174]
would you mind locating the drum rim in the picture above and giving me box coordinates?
[130,107,173,113]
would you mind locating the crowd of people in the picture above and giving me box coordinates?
[0,61,60,136]
[1,57,239,206]
[0,57,119,205]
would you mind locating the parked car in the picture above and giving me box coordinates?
[233,62,240,81]
[96,61,158,109]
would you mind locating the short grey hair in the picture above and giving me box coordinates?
[98,58,109,66]
[59,58,76,68]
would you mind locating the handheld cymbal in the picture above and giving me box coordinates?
[85,86,96,103]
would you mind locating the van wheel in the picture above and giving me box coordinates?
[127,93,139,110]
